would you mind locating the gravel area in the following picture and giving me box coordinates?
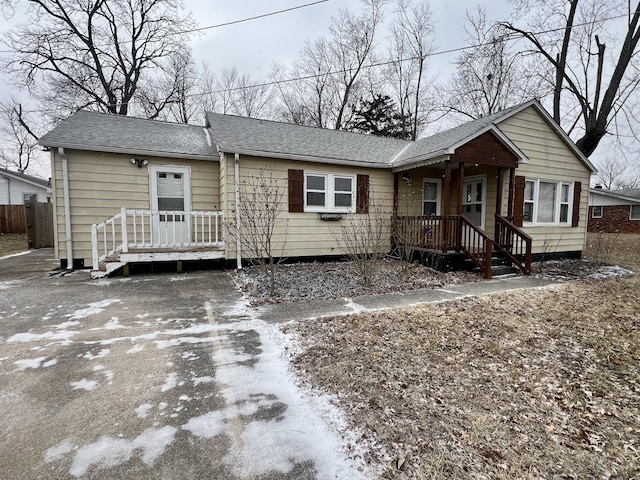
[232,255,634,306]
[232,258,482,305]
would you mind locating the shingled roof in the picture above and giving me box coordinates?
[39,110,217,160]
[0,167,51,191]
[206,112,410,168]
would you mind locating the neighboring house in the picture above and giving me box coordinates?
[588,187,640,234]
[0,167,52,205]
[38,99,596,277]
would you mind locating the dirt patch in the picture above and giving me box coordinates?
[0,233,28,256]
[286,234,640,478]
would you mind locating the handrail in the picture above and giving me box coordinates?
[459,214,493,279]
[494,214,532,275]
[92,208,225,270]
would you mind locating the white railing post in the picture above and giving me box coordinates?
[91,224,99,270]
[120,207,128,253]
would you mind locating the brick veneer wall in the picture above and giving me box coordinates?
[588,205,640,233]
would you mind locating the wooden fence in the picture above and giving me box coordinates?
[25,197,54,249]
[0,204,27,233]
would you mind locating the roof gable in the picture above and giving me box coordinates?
[590,187,640,203]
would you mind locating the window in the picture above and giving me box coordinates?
[631,205,640,220]
[422,179,441,215]
[592,206,603,218]
[23,193,35,202]
[523,179,573,225]
[304,173,355,213]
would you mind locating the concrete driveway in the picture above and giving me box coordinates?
[0,250,366,479]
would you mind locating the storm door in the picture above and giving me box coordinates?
[149,166,191,246]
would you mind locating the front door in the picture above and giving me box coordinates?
[461,176,486,249]
[150,165,191,246]
[462,177,486,228]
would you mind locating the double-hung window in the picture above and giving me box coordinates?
[592,206,603,218]
[523,179,574,225]
[422,179,441,215]
[304,173,356,213]
[631,205,640,220]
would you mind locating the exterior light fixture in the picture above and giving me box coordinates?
[402,172,412,185]
[130,158,149,168]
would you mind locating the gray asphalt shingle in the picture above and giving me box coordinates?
[39,110,217,159]
[206,112,411,167]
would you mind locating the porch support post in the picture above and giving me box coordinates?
[393,171,399,214]
[496,168,504,217]
[457,162,464,215]
[443,160,452,215]
[507,167,516,219]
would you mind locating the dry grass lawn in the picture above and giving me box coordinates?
[288,234,640,479]
[0,233,28,256]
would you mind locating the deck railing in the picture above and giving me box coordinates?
[459,214,493,279]
[494,214,532,275]
[91,208,224,270]
[392,215,461,252]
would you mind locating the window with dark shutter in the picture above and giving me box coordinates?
[356,174,369,214]
[288,169,304,212]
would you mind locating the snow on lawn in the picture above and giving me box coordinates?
[66,299,121,320]
[14,356,57,370]
[70,379,99,391]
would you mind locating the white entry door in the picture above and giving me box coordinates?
[150,165,191,246]
[461,176,486,249]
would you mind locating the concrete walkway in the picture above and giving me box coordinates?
[0,249,559,479]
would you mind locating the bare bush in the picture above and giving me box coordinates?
[332,194,391,288]
[228,166,288,296]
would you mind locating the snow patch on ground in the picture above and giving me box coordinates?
[135,403,153,419]
[587,265,634,279]
[67,426,177,477]
[8,329,78,344]
[126,344,144,354]
[83,348,110,360]
[91,317,129,330]
[192,376,214,386]
[70,379,99,391]
[66,299,121,320]
[44,439,75,463]
[0,250,30,260]
[55,320,81,330]
[160,372,179,392]
[14,356,47,370]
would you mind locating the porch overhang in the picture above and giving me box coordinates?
[391,124,528,172]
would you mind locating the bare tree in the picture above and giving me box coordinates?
[594,155,640,189]
[229,166,288,297]
[0,101,41,173]
[271,0,386,130]
[440,6,544,122]
[387,0,435,140]
[501,0,640,157]
[3,0,195,118]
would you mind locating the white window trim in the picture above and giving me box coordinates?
[304,172,356,213]
[523,178,574,226]
[422,178,442,215]
[592,205,603,219]
[630,204,640,220]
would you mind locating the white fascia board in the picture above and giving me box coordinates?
[45,143,219,162]
[392,154,450,172]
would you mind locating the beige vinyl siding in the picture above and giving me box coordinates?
[224,155,394,260]
[52,149,220,264]
[498,106,592,254]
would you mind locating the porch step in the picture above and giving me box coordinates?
[464,253,519,277]
[91,261,126,279]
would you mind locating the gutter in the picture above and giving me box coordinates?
[234,153,242,270]
[58,147,73,270]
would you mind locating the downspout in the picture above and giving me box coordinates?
[5,176,10,204]
[234,153,242,270]
[58,147,73,270]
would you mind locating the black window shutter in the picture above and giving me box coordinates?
[572,181,582,227]
[513,175,526,227]
[288,169,304,213]
[356,174,369,214]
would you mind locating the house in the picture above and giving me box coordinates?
[0,167,51,205]
[38,99,596,278]
[588,187,640,234]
